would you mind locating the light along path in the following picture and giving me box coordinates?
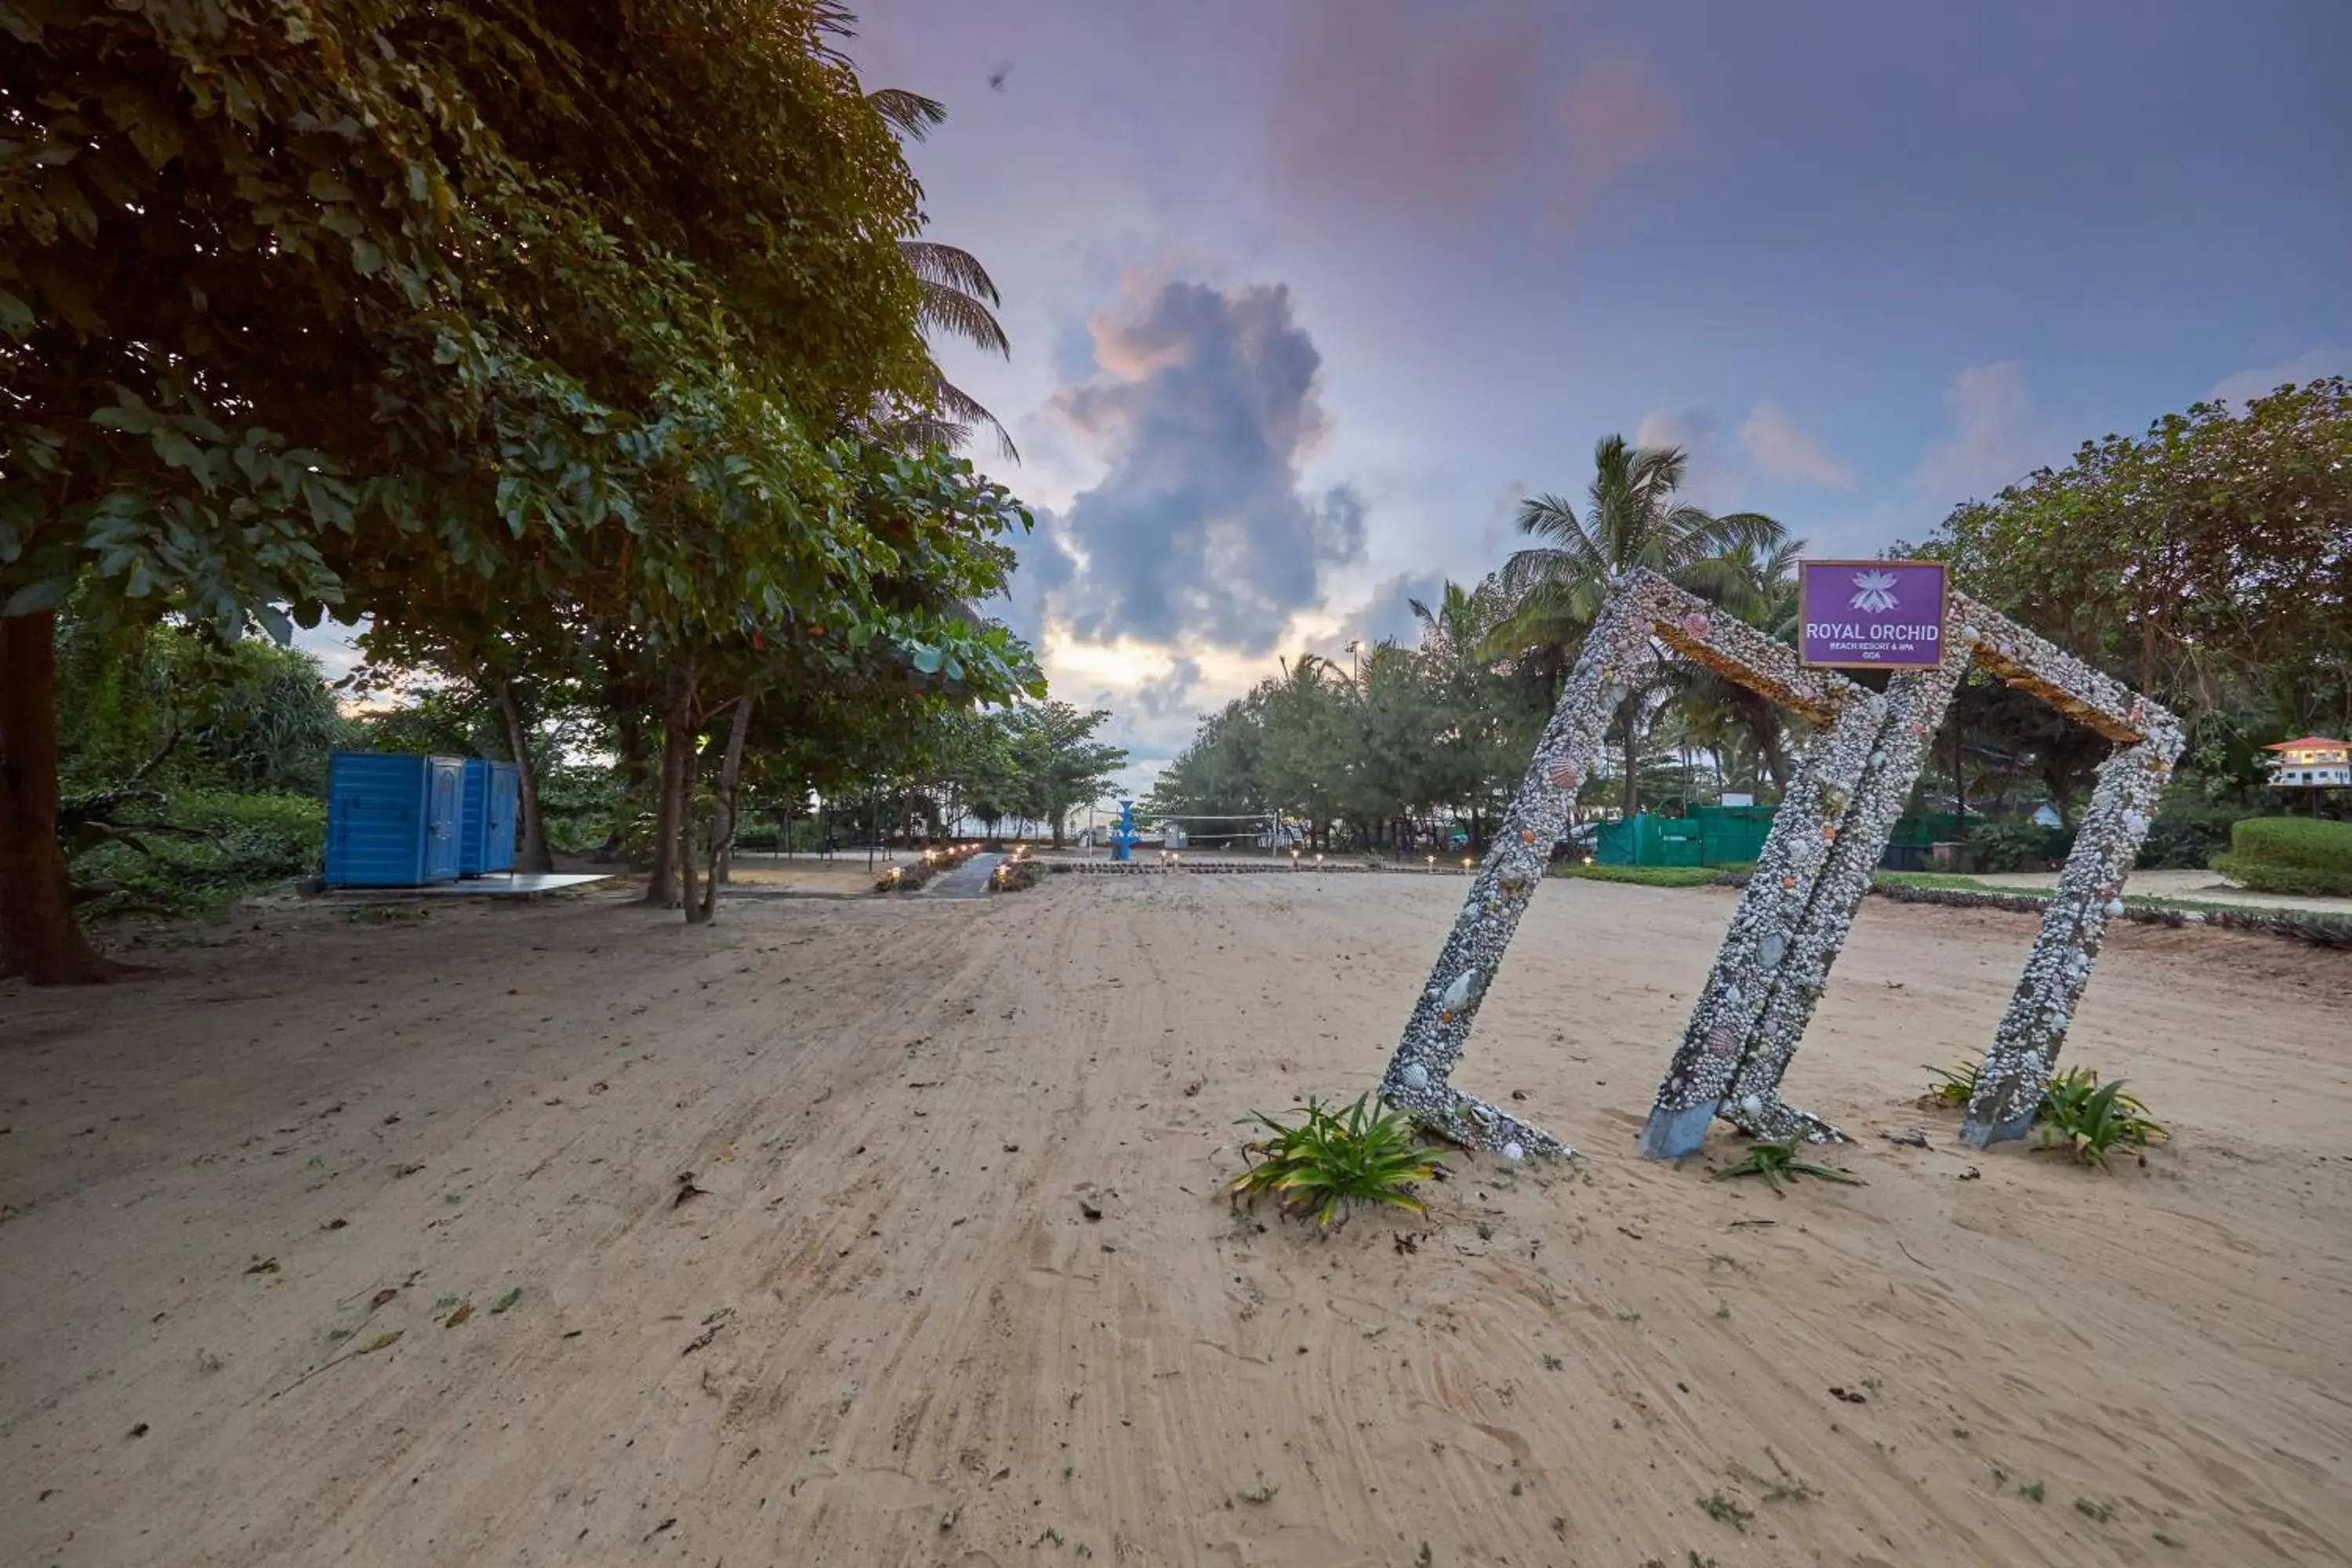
[924,851,1007,899]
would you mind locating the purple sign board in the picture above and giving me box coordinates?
[1797,560,1949,669]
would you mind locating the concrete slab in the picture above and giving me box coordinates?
[326,873,614,898]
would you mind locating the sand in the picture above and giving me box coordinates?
[3,870,2349,1567]
[1962,866,2352,916]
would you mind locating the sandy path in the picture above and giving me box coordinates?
[2,876,2348,1566]
[1966,866,2352,916]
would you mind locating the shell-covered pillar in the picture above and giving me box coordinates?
[1635,683,1887,1159]
[1959,735,2180,1144]
[1718,658,1969,1141]
[1376,579,1666,1158]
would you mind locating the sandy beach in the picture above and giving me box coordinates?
[3,869,2348,1566]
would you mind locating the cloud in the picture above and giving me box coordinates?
[1911,361,2037,505]
[1042,278,1370,655]
[1633,408,1721,456]
[1738,401,1857,490]
[987,515,1074,655]
[1628,408,1750,510]
[2209,348,2344,406]
[1265,0,1675,226]
[1300,569,1450,663]
[1131,658,1206,720]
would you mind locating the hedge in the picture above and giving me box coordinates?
[2209,853,2352,899]
[1556,863,1737,888]
[2225,816,2352,874]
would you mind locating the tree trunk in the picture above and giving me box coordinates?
[695,695,754,924]
[495,679,556,874]
[677,771,702,924]
[1759,728,1791,797]
[644,659,695,906]
[0,611,107,984]
[1620,706,1641,818]
[1050,800,1065,848]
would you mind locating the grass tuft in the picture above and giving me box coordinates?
[1230,1094,1443,1229]
[1713,1140,1864,1196]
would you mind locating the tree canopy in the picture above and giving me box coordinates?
[2,1,1044,978]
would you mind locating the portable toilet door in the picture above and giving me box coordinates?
[459,759,492,875]
[483,761,520,873]
[325,752,466,887]
[421,757,464,882]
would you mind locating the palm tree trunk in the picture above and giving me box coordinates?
[1620,708,1641,818]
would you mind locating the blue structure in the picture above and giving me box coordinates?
[459,759,521,876]
[323,752,465,887]
[1108,799,1141,862]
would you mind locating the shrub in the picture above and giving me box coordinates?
[1965,819,2062,873]
[1230,1094,1443,1228]
[2225,816,2352,874]
[1922,1059,1981,1107]
[2209,855,2352,898]
[2035,1069,2166,1169]
[1559,864,1733,888]
[1712,1140,1864,1196]
[2136,800,2246,870]
[69,789,325,919]
[991,859,1043,893]
[874,862,934,893]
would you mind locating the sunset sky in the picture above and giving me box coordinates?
[840,0,2350,790]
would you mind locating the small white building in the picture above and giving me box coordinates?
[2265,736,2350,789]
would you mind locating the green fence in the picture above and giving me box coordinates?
[1593,807,2027,870]
[1594,805,1776,868]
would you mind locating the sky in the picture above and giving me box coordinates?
[829,0,2350,797]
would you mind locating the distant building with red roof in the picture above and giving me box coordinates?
[2264,737,2349,789]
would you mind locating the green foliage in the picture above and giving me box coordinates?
[56,612,347,795]
[1712,1140,1864,1196]
[2136,796,2248,871]
[1229,1094,1443,1229]
[990,858,1043,893]
[2209,855,2352,898]
[2211,815,2352,897]
[1963,819,2064,873]
[1697,1491,1754,1532]
[68,789,324,919]
[2,0,935,641]
[1559,863,1733,888]
[2034,1069,2166,1170]
[2227,816,2352,874]
[1912,379,2352,785]
[1922,1059,1982,1107]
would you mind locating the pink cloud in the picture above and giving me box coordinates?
[1265,0,1677,226]
[1738,401,1857,491]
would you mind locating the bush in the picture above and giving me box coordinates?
[2227,816,2352,874]
[2209,854,2352,898]
[1231,1094,1442,1227]
[1558,864,1732,888]
[2136,800,2247,870]
[69,789,325,918]
[1965,819,2065,873]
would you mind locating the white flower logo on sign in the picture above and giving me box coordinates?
[1848,569,1900,614]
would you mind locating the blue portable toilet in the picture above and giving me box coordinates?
[459,759,521,876]
[324,752,466,887]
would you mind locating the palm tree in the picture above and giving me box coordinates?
[866,89,1018,460]
[1494,435,1787,814]
[1673,537,1806,795]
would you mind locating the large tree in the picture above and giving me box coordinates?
[1918,379,2351,729]
[0,0,950,978]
